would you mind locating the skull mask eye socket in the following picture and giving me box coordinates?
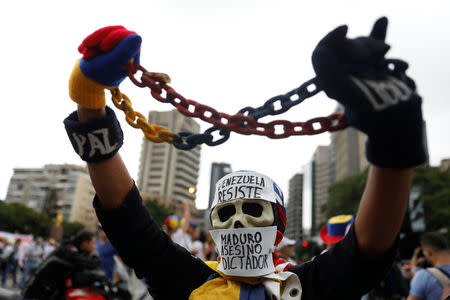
[218,205,236,222]
[242,202,263,217]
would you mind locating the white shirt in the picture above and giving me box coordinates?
[42,243,55,260]
[192,240,204,260]
[171,228,193,251]
[24,243,44,263]
[1,245,19,261]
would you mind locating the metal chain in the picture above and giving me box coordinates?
[108,87,179,144]
[237,77,320,120]
[127,65,347,149]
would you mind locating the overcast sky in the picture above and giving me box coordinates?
[0,0,449,209]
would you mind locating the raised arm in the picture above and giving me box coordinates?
[63,26,211,298]
[355,166,413,256]
[312,17,427,257]
[181,199,192,233]
[77,106,133,209]
[64,26,141,208]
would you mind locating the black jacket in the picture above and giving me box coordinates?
[95,184,397,299]
[22,244,101,299]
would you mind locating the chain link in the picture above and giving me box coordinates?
[238,77,320,120]
[127,65,347,149]
[108,87,179,144]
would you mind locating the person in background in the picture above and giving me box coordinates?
[171,200,197,253]
[319,215,354,253]
[0,238,6,275]
[71,229,98,257]
[408,232,450,300]
[191,228,205,261]
[0,237,5,256]
[42,238,56,260]
[276,237,297,264]
[22,229,100,300]
[408,246,432,279]
[19,237,44,288]
[366,253,409,300]
[63,18,428,299]
[402,262,414,283]
[204,232,217,262]
[96,225,118,281]
[1,238,21,287]
[163,214,179,238]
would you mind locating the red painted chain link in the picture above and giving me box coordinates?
[128,65,347,138]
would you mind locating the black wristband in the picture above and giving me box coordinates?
[64,106,123,163]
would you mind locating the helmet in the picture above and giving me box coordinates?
[210,170,286,246]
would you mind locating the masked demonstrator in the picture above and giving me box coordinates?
[63,18,427,299]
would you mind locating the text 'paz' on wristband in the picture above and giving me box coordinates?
[63,106,123,163]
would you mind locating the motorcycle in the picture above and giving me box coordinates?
[21,245,131,300]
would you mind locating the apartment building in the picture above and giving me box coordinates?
[5,164,97,230]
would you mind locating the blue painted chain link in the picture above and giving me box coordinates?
[173,78,321,150]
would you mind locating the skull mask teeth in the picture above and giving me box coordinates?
[211,198,274,229]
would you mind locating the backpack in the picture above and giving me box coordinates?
[427,267,450,300]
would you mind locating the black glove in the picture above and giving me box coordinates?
[312,17,427,168]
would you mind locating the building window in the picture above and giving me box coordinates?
[150,159,163,164]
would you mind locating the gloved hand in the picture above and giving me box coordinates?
[312,17,427,168]
[69,26,142,109]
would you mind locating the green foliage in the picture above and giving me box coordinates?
[143,198,174,227]
[62,221,85,239]
[324,169,368,219]
[0,202,89,239]
[324,166,450,239]
[412,166,450,240]
[0,202,52,237]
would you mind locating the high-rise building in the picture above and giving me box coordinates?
[197,208,209,231]
[329,105,368,183]
[441,158,450,171]
[313,146,332,230]
[285,173,303,241]
[330,107,430,182]
[208,163,232,209]
[301,145,333,239]
[302,160,315,238]
[5,164,97,230]
[137,109,201,216]
[330,127,368,182]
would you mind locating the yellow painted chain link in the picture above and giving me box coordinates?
[108,87,178,144]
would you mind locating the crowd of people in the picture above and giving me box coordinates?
[306,215,450,300]
[0,226,142,299]
[163,200,217,263]
[0,237,56,289]
[164,206,450,300]
[0,14,446,299]
[0,210,448,299]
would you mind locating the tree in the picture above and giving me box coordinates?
[143,198,174,227]
[324,166,450,241]
[0,202,52,237]
[412,166,450,240]
[62,220,85,239]
[323,169,368,219]
[0,202,91,239]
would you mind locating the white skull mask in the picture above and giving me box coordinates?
[211,198,274,229]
